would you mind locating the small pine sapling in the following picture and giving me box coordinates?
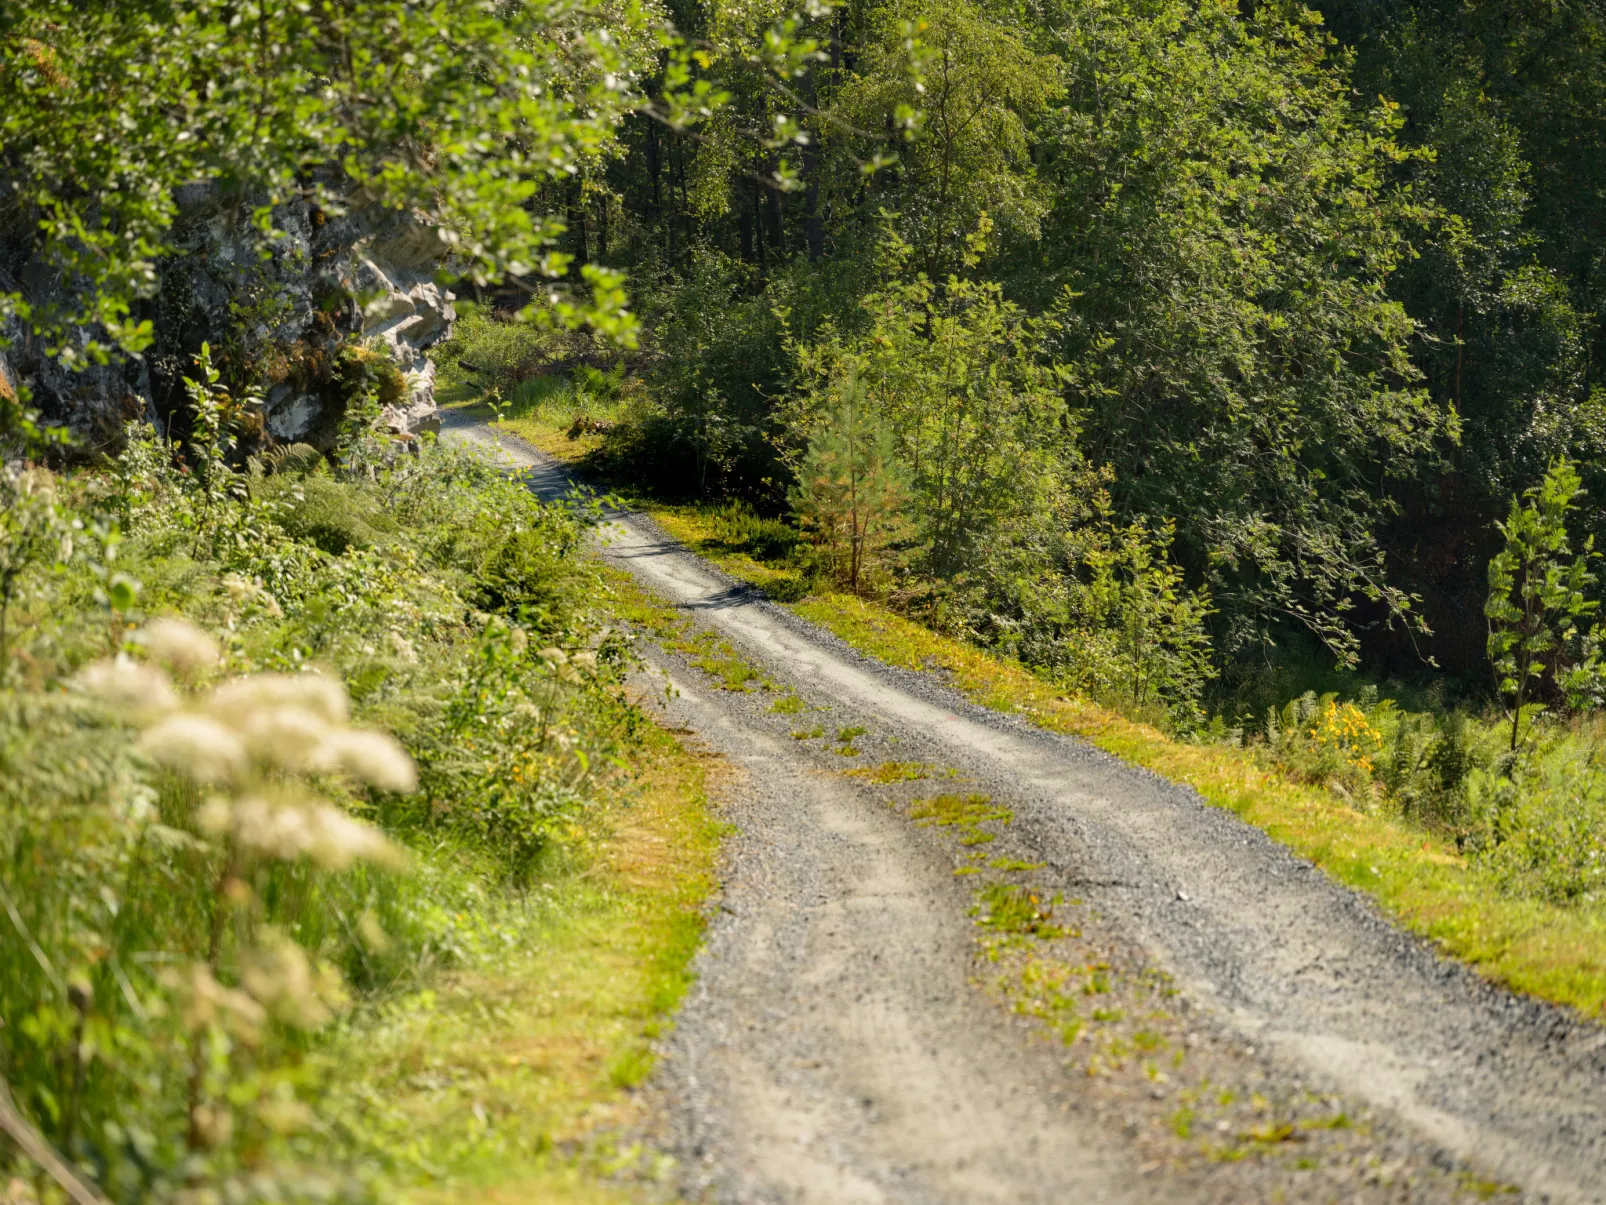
[790,371,909,595]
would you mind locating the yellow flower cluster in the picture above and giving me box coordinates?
[1308,699,1384,774]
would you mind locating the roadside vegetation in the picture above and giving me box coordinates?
[0,354,719,1202]
[409,0,1606,1021]
[6,0,1606,1193]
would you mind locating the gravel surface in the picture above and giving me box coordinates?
[445,417,1606,1204]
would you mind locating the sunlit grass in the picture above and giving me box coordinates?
[332,719,723,1201]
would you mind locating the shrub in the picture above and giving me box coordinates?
[431,307,567,401]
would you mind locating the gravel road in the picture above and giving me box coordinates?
[445,417,1606,1204]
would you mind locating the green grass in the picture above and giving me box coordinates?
[332,720,722,1203]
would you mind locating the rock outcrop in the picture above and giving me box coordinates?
[1,190,455,455]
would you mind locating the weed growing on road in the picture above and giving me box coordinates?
[844,745,1471,1195]
[848,761,935,783]
[908,792,1013,847]
[977,901,1471,1194]
[975,884,1069,939]
[833,725,868,755]
[597,562,773,697]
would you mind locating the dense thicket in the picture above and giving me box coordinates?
[565,0,1606,688]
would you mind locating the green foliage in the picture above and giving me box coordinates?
[1485,459,1603,751]
[709,501,800,563]
[0,361,632,1198]
[1032,0,1451,663]
[0,0,654,379]
[823,0,1060,277]
[432,307,569,404]
[1327,0,1606,591]
[793,229,1073,580]
[1246,686,1606,907]
[0,464,66,680]
[1058,520,1216,718]
[790,370,909,593]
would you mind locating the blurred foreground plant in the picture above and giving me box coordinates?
[0,620,417,1202]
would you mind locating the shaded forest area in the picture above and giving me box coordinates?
[527,0,1606,707]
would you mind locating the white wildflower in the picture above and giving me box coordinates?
[206,672,349,728]
[572,650,598,674]
[221,573,254,603]
[538,647,568,667]
[114,782,160,826]
[222,794,405,870]
[235,704,331,772]
[189,1103,234,1151]
[195,795,233,838]
[136,617,219,674]
[299,802,406,870]
[139,714,247,784]
[318,729,418,793]
[357,910,392,954]
[240,936,348,1030]
[75,655,180,716]
[218,573,284,619]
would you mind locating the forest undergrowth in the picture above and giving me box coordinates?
[0,349,718,1204]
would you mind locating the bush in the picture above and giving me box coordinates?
[430,306,566,402]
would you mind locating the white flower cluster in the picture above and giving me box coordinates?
[74,620,421,1151]
[78,619,415,873]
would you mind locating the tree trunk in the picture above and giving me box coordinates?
[568,181,588,273]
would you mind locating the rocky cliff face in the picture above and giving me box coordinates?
[2,190,454,455]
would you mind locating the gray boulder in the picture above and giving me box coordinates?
[2,190,455,454]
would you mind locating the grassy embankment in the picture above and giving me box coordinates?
[0,404,722,1203]
[332,722,721,1205]
[495,406,1606,1019]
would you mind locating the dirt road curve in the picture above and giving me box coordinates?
[445,417,1606,1205]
